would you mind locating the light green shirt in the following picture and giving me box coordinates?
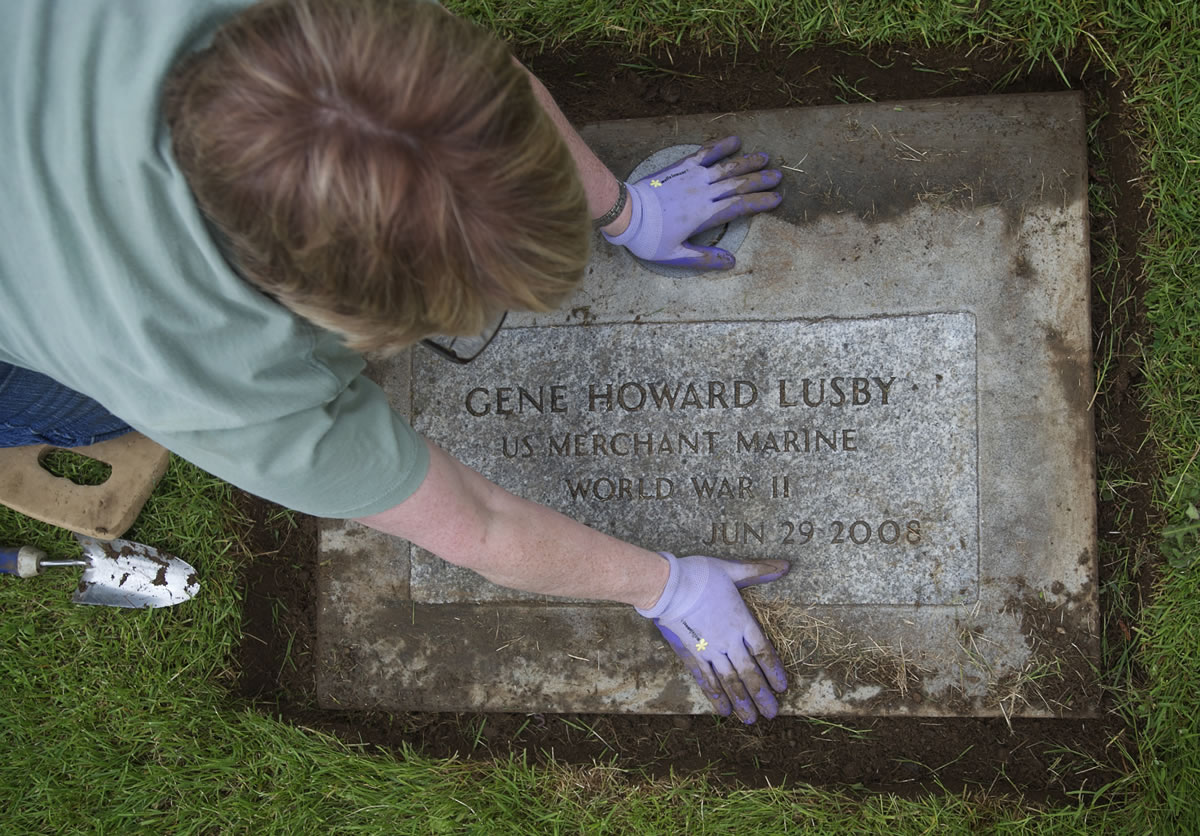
[0,0,429,517]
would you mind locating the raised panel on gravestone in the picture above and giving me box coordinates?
[316,92,1098,718]
[409,315,979,608]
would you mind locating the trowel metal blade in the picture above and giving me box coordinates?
[70,534,199,609]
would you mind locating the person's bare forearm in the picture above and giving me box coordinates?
[356,439,669,608]
[519,62,632,235]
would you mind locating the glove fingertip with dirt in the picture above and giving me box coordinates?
[637,552,789,724]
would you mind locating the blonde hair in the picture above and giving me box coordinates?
[165,0,589,353]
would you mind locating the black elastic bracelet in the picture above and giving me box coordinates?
[593,180,628,228]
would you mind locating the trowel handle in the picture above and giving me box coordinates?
[1,545,48,578]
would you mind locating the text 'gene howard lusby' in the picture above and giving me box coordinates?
[462,376,899,417]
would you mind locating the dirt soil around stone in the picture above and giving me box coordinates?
[236,42,1156,800]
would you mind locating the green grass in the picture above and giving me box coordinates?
[3,1,1199,832]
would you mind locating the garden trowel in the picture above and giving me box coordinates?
[0,532,198,608]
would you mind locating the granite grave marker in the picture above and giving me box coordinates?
[316,92,1098,717]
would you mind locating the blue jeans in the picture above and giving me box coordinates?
[0,362,132,448]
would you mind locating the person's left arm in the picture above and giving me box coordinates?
[519,63,783,269]
[519,65,634,235]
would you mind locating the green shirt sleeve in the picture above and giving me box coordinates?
[145,371,432,520]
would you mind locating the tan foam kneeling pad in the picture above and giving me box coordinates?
[0,433,169,539]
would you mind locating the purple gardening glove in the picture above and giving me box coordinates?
[603,136,782,270]
[637,552,789,724]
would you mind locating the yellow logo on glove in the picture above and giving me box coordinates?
[695,638,708,651]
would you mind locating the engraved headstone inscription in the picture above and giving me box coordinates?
[410,315,978,608]
[316,92,1098,717]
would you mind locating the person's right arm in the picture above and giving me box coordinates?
[355,437,790,723]
[357,438,671,607]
